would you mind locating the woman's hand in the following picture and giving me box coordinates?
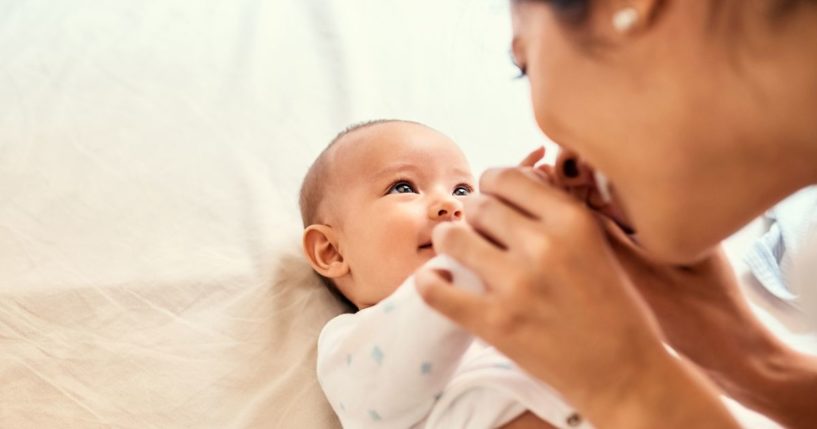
[605,221,756,377]
[604,220,817,428]
[421,167,661,396]
[414,166,738,428]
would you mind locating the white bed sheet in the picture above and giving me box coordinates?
[0,1,548,427]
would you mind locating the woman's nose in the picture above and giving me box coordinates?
[429,197,463,221]
[555,149,594,187]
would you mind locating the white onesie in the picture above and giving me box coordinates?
[317,256,592,429]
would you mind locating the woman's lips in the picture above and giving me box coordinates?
[577,167,635,235]
[588,185,636,235]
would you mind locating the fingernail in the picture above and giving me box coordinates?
[563,159,579,178]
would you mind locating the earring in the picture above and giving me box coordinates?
[612,7,639,33]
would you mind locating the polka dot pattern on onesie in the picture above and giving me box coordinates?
[371,346,384,365]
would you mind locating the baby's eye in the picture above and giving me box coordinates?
[453,185,472,197]
[388,181,417,195]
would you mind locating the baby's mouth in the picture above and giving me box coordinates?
[418,242,433,251]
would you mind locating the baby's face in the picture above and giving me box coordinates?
[329,123,474,309]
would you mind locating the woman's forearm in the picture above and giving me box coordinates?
[706,332,817,429]
[670,300,817,428]
[581,345,740,429]
[620,249,817,428]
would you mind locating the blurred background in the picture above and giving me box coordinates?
[0,1,554,427]
[0,0,552,290]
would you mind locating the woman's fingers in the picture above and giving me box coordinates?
[415,266,491,333]
[479,167,575,221]
[432,222,510,290]
[537,149,636,234]
[464,194,541,250]
[518,146,545,167]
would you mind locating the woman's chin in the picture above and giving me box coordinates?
[636,231,717,265]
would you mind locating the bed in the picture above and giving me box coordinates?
[0,1,806,428]
[0,1,551,427]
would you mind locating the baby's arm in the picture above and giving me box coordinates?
[317,258,477,428]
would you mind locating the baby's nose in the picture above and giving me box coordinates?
[429,198,463,221]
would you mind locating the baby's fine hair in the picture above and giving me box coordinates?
[298,119,422,227]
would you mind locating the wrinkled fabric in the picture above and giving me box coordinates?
[0,0,550,427]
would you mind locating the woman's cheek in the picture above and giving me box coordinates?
[528,63,577,148]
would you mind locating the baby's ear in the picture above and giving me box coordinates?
[302,225,349,279]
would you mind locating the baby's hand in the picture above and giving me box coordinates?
[517,146,634,234]
[516,146,555,184]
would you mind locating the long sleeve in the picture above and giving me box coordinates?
[316,256,482,428]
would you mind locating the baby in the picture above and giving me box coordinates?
[300,120,589,429]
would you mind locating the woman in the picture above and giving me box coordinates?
[415,1,817,428]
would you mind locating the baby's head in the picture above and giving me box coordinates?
[300,120,474,310]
